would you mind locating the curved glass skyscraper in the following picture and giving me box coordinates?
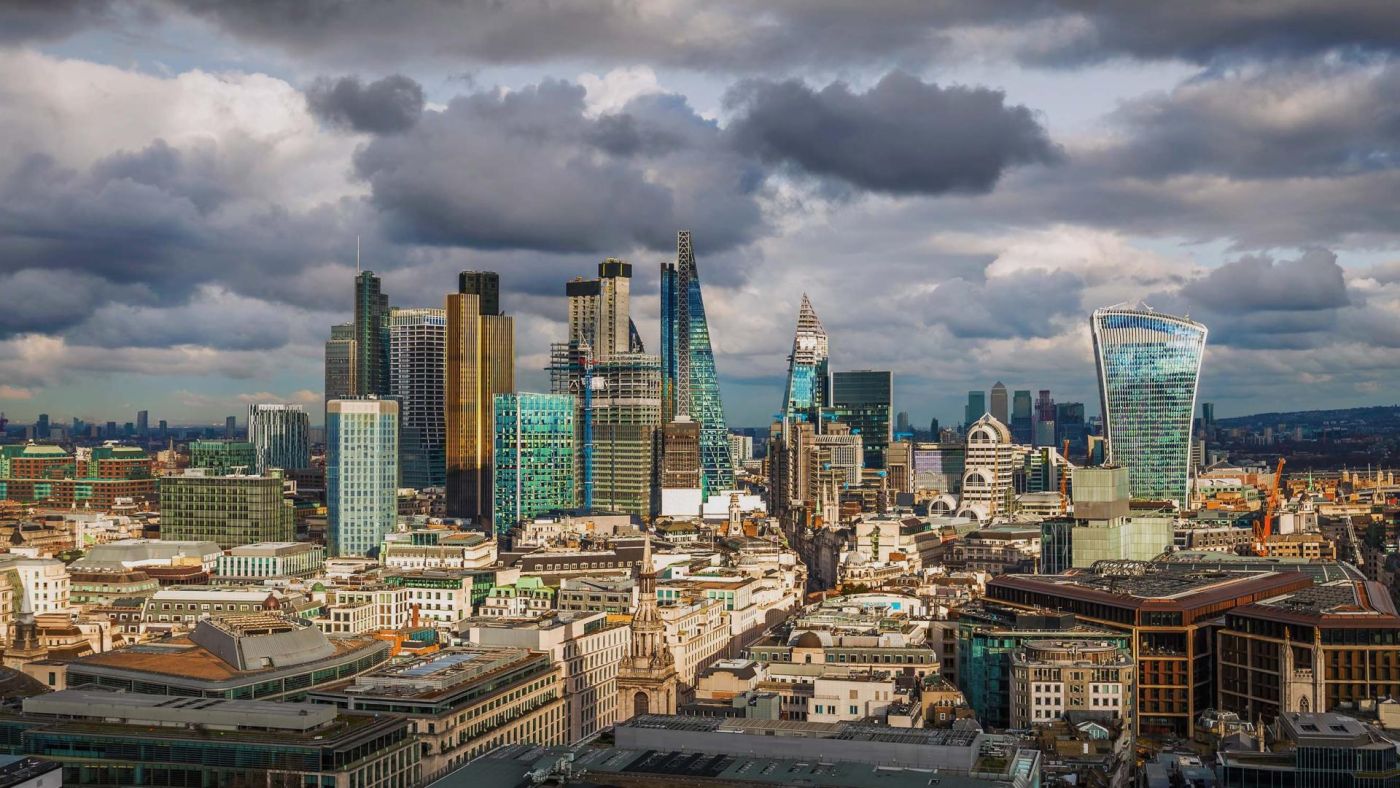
[1091,304,1207,504]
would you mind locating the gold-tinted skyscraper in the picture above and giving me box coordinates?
[445,272,514,522]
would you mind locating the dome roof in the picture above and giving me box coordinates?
[792,631,827,649]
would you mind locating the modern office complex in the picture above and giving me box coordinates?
[247,403,311,473]
[492,393,576,533]
[5,689,419,788]
[988,565,1312,737]
[64,614,391,699]
[780,294,829,423]
[1217,580,1400,721]
[306,646,566,779]
[445,272,514,522]
[661,231,734,495]
[1091,303,1208,503]
[353,270,391,398]
[389,307,447,490]
[832,369,892,468]
[327,398,399,557]
[159,469,294,549]
[188,439,256,474]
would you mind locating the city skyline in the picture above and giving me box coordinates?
[3,5,1400,430]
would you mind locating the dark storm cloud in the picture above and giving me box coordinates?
[1104,62,1400,180]
[352,81,765,254]
[1038,1,1400,65]
[928,269,1084,339]
[0,0,118,44]
[306,75,425,134]
[0,145,362,342]
[1180,249,1350,312]
[725,72,1058,195]
[148,1,1400,70]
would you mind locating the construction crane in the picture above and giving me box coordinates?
[1255,457,1286,556]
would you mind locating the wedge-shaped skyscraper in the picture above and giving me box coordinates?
[1091,303,1207,504]
[781,294,829,423]
[661,231,734,495]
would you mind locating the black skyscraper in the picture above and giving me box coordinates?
[354,271,391,397]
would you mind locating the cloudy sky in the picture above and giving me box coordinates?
[3,1,1400,429]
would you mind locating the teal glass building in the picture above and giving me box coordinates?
[493,393,576,534]
[327,398,399,557]
[661,231,734,496]
[1091,304,1207,503]
[781,294,829,423]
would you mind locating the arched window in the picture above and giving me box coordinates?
[634,691,650,717]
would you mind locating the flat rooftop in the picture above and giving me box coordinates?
[621,715,979,748]
[1233,580,1400,626]
[331,646,543,700]
[25,689,337,731]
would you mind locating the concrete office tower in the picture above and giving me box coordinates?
[780,294,830,423]
[990,382,1008,425]
[1011,389,1033,444]
[389,308,446,490]
[964,390,986,429]
[832,370,893,468]
[326,399,399,557]
[956,414,1015,522]
[446,275,514,522]
[247,403,310,473]
[565,259,633,363]
[324,322,357,413]
[660,231,734,495]
[160,469,294,549]
[1091,304,1207,503]
[589,353,663,516]
[189,439,256,475]
[353,271,391,398]
[491,392,575,535]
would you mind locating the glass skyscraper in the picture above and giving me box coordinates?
[247,403,311,473]
[327,399,399,557]
[389,308,446,490]
[660,231,734,495]
[445,273,514,522]
[493,393,575,534]
[1091,304,1207,503]
[781,294,829,423]
[353,271,391,398]
[964,390,986,429]
[832,369,893,468]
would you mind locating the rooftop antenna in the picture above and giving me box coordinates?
[356,235,361,274]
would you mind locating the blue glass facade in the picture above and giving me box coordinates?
[781,294,829,423]
[327,399,399,557]
[492,393,576,534]
[661,231,734,495]
[1091,305,1207,503]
